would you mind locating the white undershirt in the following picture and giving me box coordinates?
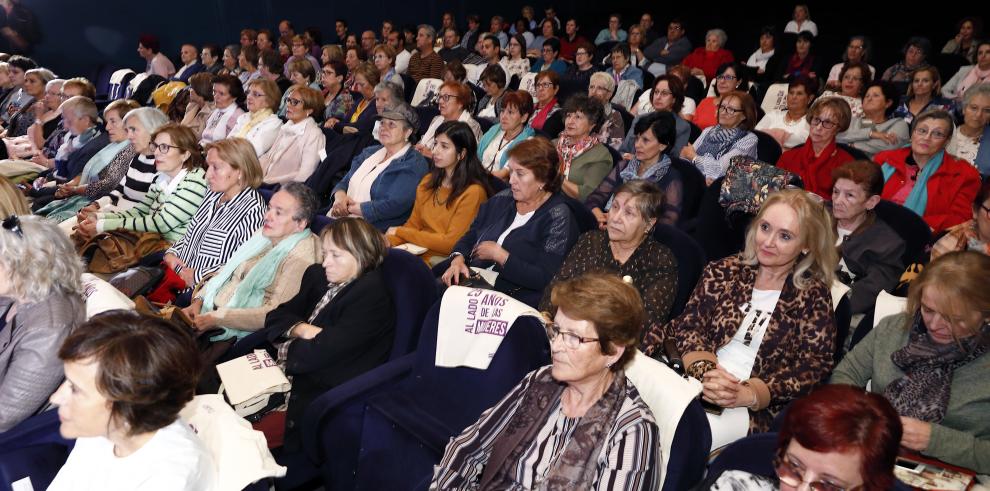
[716,288,781,381]
[836,226,855,282]
[496,211,534,246]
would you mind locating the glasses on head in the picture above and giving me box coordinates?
[543,320,600,350]
[716,74,738,82]
[718,104,743,115]
[810,117,838,130]
[535,82,555,89]
[286,97,303,107]
[774,454,858,491]
[2,215,23,238]
[151,142,181,154]
[913,126,948,140]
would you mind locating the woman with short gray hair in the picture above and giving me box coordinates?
[682,28,734,81]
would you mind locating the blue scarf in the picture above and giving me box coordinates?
[79,140,131,185]
[881,150,945,217]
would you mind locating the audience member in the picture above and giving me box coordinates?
[777,97,855,200]
[755,78,814,150]
[555,93,612,201]
[836,81,910,157]
[258,85,324,185]
[229,78,282,156]
[680,90,759,184]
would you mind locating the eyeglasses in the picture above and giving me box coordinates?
[248,90,265,98]
[437,93,458,103]
[716,74,738,82]
[544,320,599,350]
[718,104,744,115]
[913,126,948,140]
[774,454,860,491]
[535,82,555,89]
[151,142,181,154]
[2,215,22,238]
[286,97,303,107]
[810,117,838,130]
[841,74,863,82]
[654,89,673,97]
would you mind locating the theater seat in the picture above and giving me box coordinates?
[653,223,706,318]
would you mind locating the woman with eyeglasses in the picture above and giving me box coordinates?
[433,274,661,489]
[836,81,910,158]
[562,40,597,89]
[819,61,870,119]
[825,36,876,91]
[946,84,990,168]
[554,93,613,201]
[694,62,747,130]
[832,251,990,474]
[500,34,530,82]
[326,62,379,135]
[320,60,354,123]
[478,90,535,179]
[372,44,403,91]
[530,70,561,133]
[282,34,320,79]
[277,59,321,118]
[625,75,691,158]
[874,109,981,233]
[701,384,902,491]
[226,78,282,158]
[257,85,325,185]
[415,81,483,160]
[777,98,855,200]
[680,90,759,185]
[892,66,953,125]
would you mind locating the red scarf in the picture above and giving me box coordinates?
[531,98,558,130]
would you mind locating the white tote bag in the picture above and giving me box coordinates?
[216,349,291,417]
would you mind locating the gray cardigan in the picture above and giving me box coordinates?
[0,292,85,431]
[836,117,910,158]
[830,313,990,473]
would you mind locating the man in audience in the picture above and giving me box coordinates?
[0,54,35,124]
[256,29,274,52]
[407,24,443,83]
[279,19,295,40]
[489,16,508,48]
[387,30,411,75]
[138,34,175,78]
[639,12,659,44]
[240,28,257,48]
[439,28,468,63]
[360,30,377,55]
[381,19,394,41]
[172,43,204,83]
[201,44,222,75]
[642,19,692,76]
[480,34,502,67]
[334,19,348,44]
[461,14,481,52]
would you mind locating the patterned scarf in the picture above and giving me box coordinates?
[556,134,600,178]
[479,368,627,490]
[696,125,746,160]
[606,155,671,211]
[883,313,990,422]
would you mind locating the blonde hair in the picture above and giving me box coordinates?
[0,176,29,216]
[906,251,990,338]
[203,137,264,189]
[742,189,838,289]
[0,215,83,302]
[247,78,282,112]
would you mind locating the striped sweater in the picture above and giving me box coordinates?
[97,167,208,243]
[165,188,268,285]
[98,153,158,211]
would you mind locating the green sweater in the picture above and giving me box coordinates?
[98,168,208,243]
[830,313,990,473]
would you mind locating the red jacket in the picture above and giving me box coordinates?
[777,138,855,200]
[874,148,981,233]
[682,48,734,81]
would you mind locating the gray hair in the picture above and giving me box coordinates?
[962,83,990,106]
[418,24,437,42]
[373,81,404,109]
[279,182,318,225]
[26,68,56,84]
[61,95,99,124]
[589,72,615,94]
[122,106,169,134]
[46,78,65,91]
[706,29,728,48]
[0,215,83,302]
[912,109,956,142]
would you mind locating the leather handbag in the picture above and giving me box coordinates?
[74,229,171,274]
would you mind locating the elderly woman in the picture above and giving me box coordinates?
[563,41,597,88]
[607,43,644,89]
[703,384,902,491]
[417,81,483,159]
[387,121,492,264]
[0,216,85,432]
[683,29,734,81]
[184,183,322,338]
[831,251,990,473]
[326,62,379,135]
[321,59,355,122]
[220,44,241,77]
[530,38,568,75]
[643,189,837,440]
[2,68,54,138]
[831,160,905,316]
[931,180,990,259]
[372,44,403,90]
[476,64,508,120]
[820,61,870,118]
[784,4,818,35]
[433,274,660,489]
[942,17,983,63]
[331,104,429,231]
[237,45,261,86]
[277,59,320,117]
[587,72,625,150]
[745,27,776,77]
[178,72,215,138]
[837,81,911,158]
[881,37,932,84]
[47,311,213,488]
[874,109,981,233]
[227,78,282,157]
[694,62,747,130]
[554,94,613,201]
[826,36,876,90]
[75,123,208,245]
[625,75,691,157]
[755,78,814,150]
[14,77,63,161]
[342,47,365,91]
[947,84,990,168]
[777,98,855,200]
[892,67,953,124]
[548,179,678,328]
[478,90,535,178]
[258,85,325,185]
[500,34,531,82]
[527,18,557,57]
[26,78,93,168]
[283,35,320,78]
[590,112,683,226]
[530,70,561,133]
[942,41,990,103]
[259,217,396,451]
[680,90,759,184]
[200,74,245,145]
[442,138,579,306]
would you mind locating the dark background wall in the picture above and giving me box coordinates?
[25,0,976,81]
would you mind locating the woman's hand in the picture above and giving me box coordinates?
[690,68,705,78]
[192,311,220,331]
[163,253,185,271]
[763,128,790,147]
[441,255,471,286]
[177,268,196,287]
[54,184,74,198]
[75,217,98,239]
[182,299,203,322]
[701,366,755,408]
[416,143,434,160]
[346,201,363,217]
[324,117,340,129]
[32,101,45,119]
[872,131,900,145]
[679,143,697,161]
[473,240,509,265]
[385,226,398,236]
[900,417,932,451]
[290,323,323,340]
[591,207,608,229]
[330,191,352,217]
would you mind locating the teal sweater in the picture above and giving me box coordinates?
[98,168,208,243]
[830,313,990,473]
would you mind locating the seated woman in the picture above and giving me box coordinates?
[594,13,628,45]
[283,34,321,78]
[547,179,677,327]
[589,112,683,226]
[587,72,625,150]
[831,251,990,473]
[442,137,579,306]
[819,61,870,118]
[825,35,877,90]
[745,27,776,79]
[178,72,216,139]
[229,78,282,157]
[530,70,561,134]
[624,75,691,158]
[277,59,320,118]
[477,90,535,179]
[946,84,990,168]
[831,160,905,316]
[25,78,93,169]
[562,41,597,89]
[47,311,214,489]
[237,45,261,86]
[0,216,85,432]
[321,60,354,123]
[259,85,325,185]
[1,68,54,139]
[931,180,990,260]
[417,81,483,159]
[326,62,379,135]
[773,32,824,84]
[881,37,932,84]
[892,66,953,125]
[331,104,429,231]
[184,183,322,338]
[163,137,267,296]
[387,121,492,264]
[200,74,245,146]
[694,62,747,130]
[529,38,567,75]
[702,384,901,491]
[554,94,613,201]
[433,274,661,489]
[755,77,814,150]
[941,41,990,103]
[476,64,507,120]
[342,46,365,91]
[680,90,759,185]
[372,43,403,90]
[606,42,644,89]
[220,44,241,77]
[261,217,395,451]
[683,29,735,81]
[441,60,467,84]
[874,109,981,233]
[942,17,982,63]
[7,77,62,163]
[74,123,208,245]
[836,81,910,158]
[499,34,531,82]
[643,189,837,440]
[777,97,855,200]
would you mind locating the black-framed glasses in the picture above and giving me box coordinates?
[2,215,23,238]
[774,454,861,491]
[286,97,303,107]
[718,104,743,115]
[716,74,738,82]
[980,203,990,214]
[810,117,838,130]
[543,318,599,350]
[151,142,181,154]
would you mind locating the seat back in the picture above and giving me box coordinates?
[414,106,440,138]
[837,143,870,162]
[687,120,702,143]
[0,443,70,491]
[401,74,416,103]
[519,72,538,99]
[305,132,371,209]
[753,130,783,164]
[561,194,598,234]
[411,78,443,107]
[704,432,779,485]
[691,176,751,260]
[463,63,484,85]
[662,400,710,491]
[671,157,706,225]
[653,223,706,318]
[873,200,932,266]
[379,249,438,359]
[760,83,789,114]
[107,68,136,101]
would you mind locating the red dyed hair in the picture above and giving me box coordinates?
[439,80,472,108]
[778,385,902,491]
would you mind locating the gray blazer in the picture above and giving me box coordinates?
[0,292,85,432]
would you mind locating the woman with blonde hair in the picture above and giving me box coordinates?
[229,77,282,156]
[258,85,325,185]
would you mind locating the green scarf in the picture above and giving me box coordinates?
[881,150,945,217]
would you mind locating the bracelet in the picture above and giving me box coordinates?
[686,359,716,381]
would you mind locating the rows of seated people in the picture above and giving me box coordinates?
[0,4,987,490]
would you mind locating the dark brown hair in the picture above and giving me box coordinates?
[505,137,563,193]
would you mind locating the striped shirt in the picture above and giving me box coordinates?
[103,154,158,210]
[431,366,659,490]
[165,188,268,285]
[98,167,208,243]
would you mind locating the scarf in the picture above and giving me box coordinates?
[231,108,273,138]
[556,134,599,178]
[200,230,312,342]
[54,126,100,163]
[478,368,628,490]
[696,125,746,160]
[80,140,131,185]
[883,313,990,422]
[605,155,672,211]
[957,65,990,98]
[881,150,945,217]
[531,98,558,130]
